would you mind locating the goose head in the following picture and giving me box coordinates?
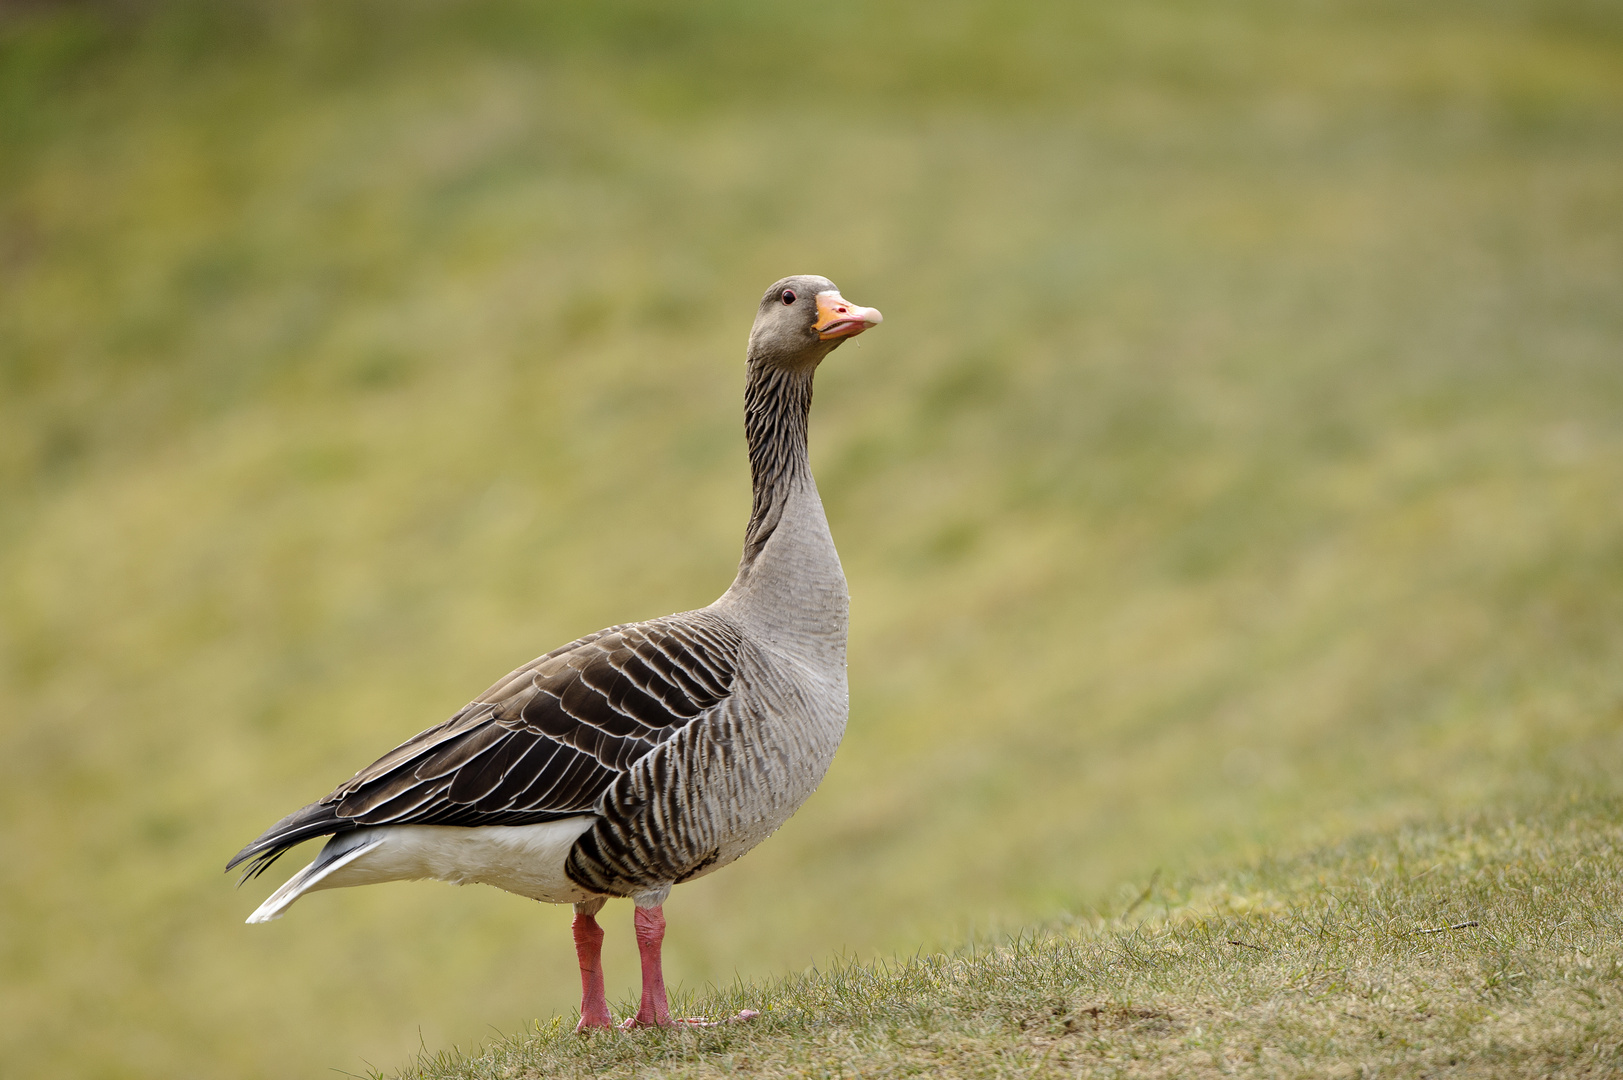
[747,275,883,369]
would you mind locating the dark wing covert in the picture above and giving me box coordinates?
[227,610,742,878]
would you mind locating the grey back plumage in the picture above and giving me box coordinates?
[228,612,747,882]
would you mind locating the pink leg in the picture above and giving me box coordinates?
[627,904,673,1027]
[621,904,761,1029]
[572,904,614,1031]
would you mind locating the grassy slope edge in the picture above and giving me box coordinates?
[394,794,1623,1079]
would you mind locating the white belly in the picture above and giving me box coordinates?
[247,817,599,923]
[326,819,600,901]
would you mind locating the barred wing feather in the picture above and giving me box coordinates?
[227,611,743,879]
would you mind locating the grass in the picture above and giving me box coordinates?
[394,794,1623,1079]
[2,1,1622,1077]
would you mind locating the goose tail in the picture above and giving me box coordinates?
[245,831,384,924]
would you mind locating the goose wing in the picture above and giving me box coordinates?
[227,609,743,878]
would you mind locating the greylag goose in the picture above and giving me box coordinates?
[227,276,882,1029]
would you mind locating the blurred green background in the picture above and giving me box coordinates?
[2,0,1621,1076]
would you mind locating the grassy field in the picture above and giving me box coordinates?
[2,1,1621,1077]
[395,794,1623,1079]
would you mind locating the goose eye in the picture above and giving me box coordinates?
[780,289,797,305]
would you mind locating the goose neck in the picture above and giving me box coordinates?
[718,359,848,663]
[739,362,815,571]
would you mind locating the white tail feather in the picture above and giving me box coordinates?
[245,833,383,924]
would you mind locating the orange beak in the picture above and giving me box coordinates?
[814,291,884,341]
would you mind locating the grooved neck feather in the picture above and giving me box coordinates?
[737,361,815,577]
[719,355,847,663]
